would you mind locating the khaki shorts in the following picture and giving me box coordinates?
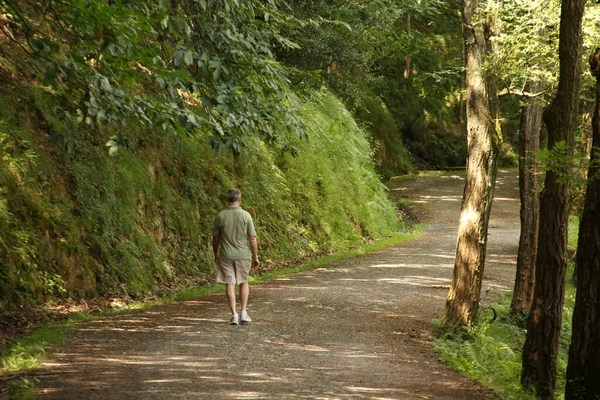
[217,258,252,284]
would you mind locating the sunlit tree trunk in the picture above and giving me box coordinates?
[521,0,585,397]
[511,83,542,316]
[442,0,501,328]
[565,47,600,400]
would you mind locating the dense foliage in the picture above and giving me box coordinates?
[0,82,400,309]
[277,0,467,174]
[0,0,404,310]
[0,0,304,150]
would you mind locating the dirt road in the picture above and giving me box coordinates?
[30,170,520,399]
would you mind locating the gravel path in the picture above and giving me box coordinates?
[30,170,520,399]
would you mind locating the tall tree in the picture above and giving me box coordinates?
[521,0,586,397]
[511,84,542,316]
[565,47,600,400]
[442,0,501,328]
[491,0,559,316]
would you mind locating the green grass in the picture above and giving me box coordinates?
[3,377,37,400]
[435,285,576,400]
[1,324,69,373]
[435,295,536,399]
[0,227,421,377]
[568,215,579,249]
[435,218,580,400]
[0,301,170,377]
[387,169,469,187]
[395,196,412,208]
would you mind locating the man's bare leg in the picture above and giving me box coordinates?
[239,282,249,311]
[226,283,237,315]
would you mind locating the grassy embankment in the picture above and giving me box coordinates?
[0,82,418,398]
[0,83,407,309]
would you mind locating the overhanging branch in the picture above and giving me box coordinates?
[498,87,545,99]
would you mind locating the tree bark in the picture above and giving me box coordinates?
[442,0,501,328]
[521,0,585,397]
[511,82,542,316]
[565,47,600,400]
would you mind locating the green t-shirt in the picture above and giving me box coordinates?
[213,206,257,260]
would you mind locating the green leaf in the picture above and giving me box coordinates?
[177,114,188,126]
[106,137,119,155]
[43,66,58,86]
[65,137,75,153]
[174,50,183,67]
[49,131,64,148]
[107,44,118,56]
[183,50,194,66]
[97,110,107,124]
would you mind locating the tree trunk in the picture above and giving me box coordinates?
[521,0,585,397]
[565,47,600,400]
[442,0,501,328]
[511,83,542,316]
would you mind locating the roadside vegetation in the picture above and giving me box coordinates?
[0,0,429,317]
[435,217,580,399]
[0,84,403,315]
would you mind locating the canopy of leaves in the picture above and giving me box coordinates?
[276,0,465,172]
[0,0,304,151]
[493,0,561,92]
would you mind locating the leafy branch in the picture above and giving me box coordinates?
[0,0,306,153]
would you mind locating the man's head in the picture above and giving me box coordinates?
[226,188,242,205]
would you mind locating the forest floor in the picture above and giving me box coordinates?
[9,170,520,399]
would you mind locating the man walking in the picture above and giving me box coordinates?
[212,188,260,325]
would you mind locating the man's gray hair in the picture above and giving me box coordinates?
[226,188,242,203]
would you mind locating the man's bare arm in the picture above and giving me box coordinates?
[249,236,259,269]
[212,236,220,263]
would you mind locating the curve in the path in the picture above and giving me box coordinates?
[31,171,520,399]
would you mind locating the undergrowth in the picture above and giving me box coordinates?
[435,219,580,400]
[435,286,576,399]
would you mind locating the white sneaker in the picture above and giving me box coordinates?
[240,310,252,324]
[230,314,239,325]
